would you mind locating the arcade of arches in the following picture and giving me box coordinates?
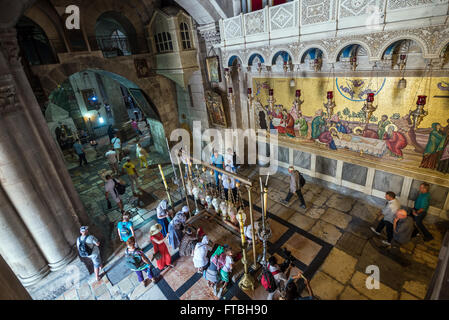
[0,0,449,301]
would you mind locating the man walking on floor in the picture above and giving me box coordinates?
[410,183,434,242]
[282,166,306,209]
[122,157,139,195]
[77,226,103,282]
[73,140,88,167]
[370,191,401,246]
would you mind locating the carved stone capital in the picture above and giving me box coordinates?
[0,28,21,67]
[198,23,221,45]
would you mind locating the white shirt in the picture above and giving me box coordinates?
[136,145,144,158]
[222,174,235,189]
[112,137,121,149]
[268,264,288,285]
[193,242,210,268]
[105,179,121,202]
[105,150,117,164]
[222,255,233,273]
[224,153,234,167]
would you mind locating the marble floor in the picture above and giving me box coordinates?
[41,162,447,300]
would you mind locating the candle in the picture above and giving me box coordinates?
[248,88,252,95]
[327,91,333,99]
[269,89,273,96]
[417,95,427,105]
[367,93,374,102]
[295,90,301,97]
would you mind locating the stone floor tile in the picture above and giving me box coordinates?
[336,232,368,257]
[326,194,356,213]
[138,284,168,300]
[288,212,317,231]
[321,208,352,229]
[338,286,369,300]
[402,280,427,299]
[304,207,325,219]
[63,288,79,300]
[350,271,399,300]
[399,291,419,300]
[92,283,108,298]
[309,220,342,245]
[320,248,357,284]
[309,271,345,300]
[350,201,380,224]
[97,291,112,300]
[77,282,93,300]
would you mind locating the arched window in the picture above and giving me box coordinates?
[154,32,173,53]
[180,23,192,50]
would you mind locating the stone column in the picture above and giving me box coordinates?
[0,72,76,271]
[103,76,129,125]
[0,255,31,300]
[0,185,50,286]
[0,28,82,246]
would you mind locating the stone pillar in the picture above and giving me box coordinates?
[103,76,129,125]
[0,29,78,274]
[0,72,76,271]
[0,28,82,246]
[0,255,31,300]
[0,185,50,286]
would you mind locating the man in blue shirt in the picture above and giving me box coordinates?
[210,149,224,185]
[410,183,434,241]
[73,140,88,167]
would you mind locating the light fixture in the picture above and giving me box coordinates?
[99,116,104,124]
[289,79,296,87]
[362,93,378,124]
[397,77,407,89]
[323,91,336,118]
[409,95,428,129]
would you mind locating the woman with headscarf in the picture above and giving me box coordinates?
[156,200,172,237]
[179,227,199,257]
[149,223,173,270]
[420,123,445,169]
[168,206,189,249]
[194,235,211,273]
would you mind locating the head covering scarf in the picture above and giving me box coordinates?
[157,200,168,217]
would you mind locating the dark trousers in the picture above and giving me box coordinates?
[78,153,88,166]
[375,219,394,243]
[224,188,237,201]
[410,210,433,240]
[285,189,305,206]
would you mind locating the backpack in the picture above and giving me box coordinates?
[261,265,278,293]
[125,248,145,270]
[299,173,306,188]
[78,236,93,257]
[113,179,126,195]
[119,222,132,239]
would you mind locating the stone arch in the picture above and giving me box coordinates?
[82,0,148,52]
[331,40,372,63]
[34,56,179,136]
[268,48,296,65]
[227,54,243,67]
[375,35,428,61]
[299,46,327,63]
[247,52,266,66]
[437,41,449,58]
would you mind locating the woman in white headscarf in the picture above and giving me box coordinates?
[156,200,171,237]
[193,235,211,273]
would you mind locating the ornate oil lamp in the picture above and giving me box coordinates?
[409,95,428,129]
[323,91,336,119]
[362,93,377,124]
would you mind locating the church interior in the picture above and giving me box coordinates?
[0,0,448,301]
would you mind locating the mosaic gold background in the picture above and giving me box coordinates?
[253,77,449,129]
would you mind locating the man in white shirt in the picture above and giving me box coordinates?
[77,226,102,281]
[371,191,401,246]
[104,174,124,212]
[222,165,237,201]
[266,256,291,300]
[224,148,234,169]
[111,133,121,162]
[105,148,118,175]
[217,247,234,298]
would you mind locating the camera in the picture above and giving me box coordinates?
[279,247,295,272]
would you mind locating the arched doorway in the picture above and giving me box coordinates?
[94,11,139,58]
